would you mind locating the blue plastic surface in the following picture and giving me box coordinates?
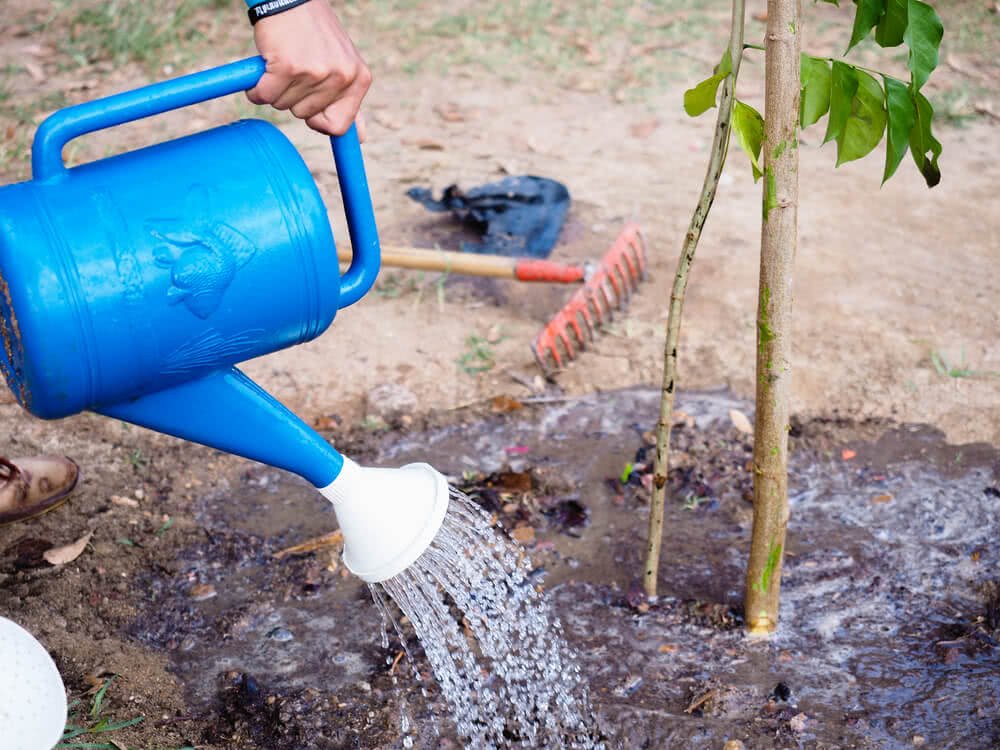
[0,57,381,486]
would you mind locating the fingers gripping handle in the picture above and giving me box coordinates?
[31,56,380,308]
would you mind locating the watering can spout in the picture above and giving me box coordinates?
[100,370,452,580]
[98,368,344,487]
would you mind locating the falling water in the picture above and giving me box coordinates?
[370,488,603,749]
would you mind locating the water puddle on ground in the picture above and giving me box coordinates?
[133,388,999,749]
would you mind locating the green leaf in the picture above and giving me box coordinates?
[882,75,915,183]
[684,47,735,117]
[848,0,887,52]
[91,677,115,719]
[824,61,859,144]
[90,716,144,733]
[875,0,907,47]
[715,47,733,78]
[800,54,832,128]
[909,89,942,186]
[904,0,943,91]
[732,99,765,182]
[684,73,726,117]
[684,47,734,117]
[836,69,887,165]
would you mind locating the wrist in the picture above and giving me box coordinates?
[246,0,313,25]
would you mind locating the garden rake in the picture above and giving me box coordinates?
[338,222,647,372]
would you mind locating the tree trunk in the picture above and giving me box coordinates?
[644,0,747,598]
[744,0,800,634]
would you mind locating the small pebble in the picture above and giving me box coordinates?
[613,675,643,697]
[189,583,217,601]
[789,712,808,733]
[266,627,294,642]
[723,741,745,750]
[912,736,926,747]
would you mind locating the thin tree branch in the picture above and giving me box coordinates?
[644,0,747,599]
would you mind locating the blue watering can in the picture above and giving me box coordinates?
[0,58,451,581]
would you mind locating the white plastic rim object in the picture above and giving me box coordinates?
[320,458,450,583]
[0,616,68,750]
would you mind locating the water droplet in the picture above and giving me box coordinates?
[265,627,294,642]
[372,488,602,748]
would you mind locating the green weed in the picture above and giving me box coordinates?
[682,493,710,511]
[458,334,497,375]
[57,676,144,749]
[931,348,974,378]
[54,0,218,68]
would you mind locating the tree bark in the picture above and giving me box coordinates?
[644,0,747,598]
[744,0,800,634]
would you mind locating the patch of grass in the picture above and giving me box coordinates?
[682,493,710,511]
[930,85,982,127]
[57,676,144,749]
[930,348,1000,379]
[351,0,726,96]
[931,348,974,378]
[458,334,497,375]
[52,0,226,68]
[361,415,390,432]
[375,271,419,299]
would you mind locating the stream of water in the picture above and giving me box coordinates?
[370,488,602,749]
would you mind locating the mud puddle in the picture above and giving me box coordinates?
[134,389,999,749]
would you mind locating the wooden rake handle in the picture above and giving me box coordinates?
[337,244,585,284]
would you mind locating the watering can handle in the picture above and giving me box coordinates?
[31,56,379,308]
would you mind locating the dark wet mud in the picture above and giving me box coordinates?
[133,388,1000,749]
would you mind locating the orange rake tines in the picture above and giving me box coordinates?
[532,223,646,372]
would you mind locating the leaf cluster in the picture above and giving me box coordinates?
[683,0,945,187]
[803,0,944,185]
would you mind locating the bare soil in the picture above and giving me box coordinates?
[0,1,997,748]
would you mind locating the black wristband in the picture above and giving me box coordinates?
[248,0,313,26]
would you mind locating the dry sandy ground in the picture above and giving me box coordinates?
[0,1,996,446]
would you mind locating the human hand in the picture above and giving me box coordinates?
[247,0,371,138]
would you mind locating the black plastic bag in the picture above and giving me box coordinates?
[406,175,570,259]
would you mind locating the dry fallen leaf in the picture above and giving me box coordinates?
[511,526,535,544]
[273,530,344,560]
[372,111,401,130]
[313,414,341,431]
[629,118,660,138]
[43,531,93,566]
[841,449,857,461]
[434,103,466,123]
[491,395,524,414]
[110,494,139,508]
[403,137,445,151]
[189,583,217,601]
[729,409,753,435]
[658,643,678,654]
[22,61,45,83]
[574,38,603,65]
[629,40,679,57]
[871,493,893,504]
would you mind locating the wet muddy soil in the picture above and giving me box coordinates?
[18,388,987,749]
